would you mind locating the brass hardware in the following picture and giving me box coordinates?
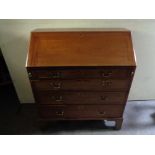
[49,72,61,78]
[102,81,112,87]
[50,95,63,102]
[56,111,64,116]
[28,72,32,78]
[101,71,112,77]
[50,82,61,89]
[100,96,107,100]
[55,95,63,102]
[99,111,106,115]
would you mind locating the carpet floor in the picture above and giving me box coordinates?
[0,100,155,135]
[0,85,155,135]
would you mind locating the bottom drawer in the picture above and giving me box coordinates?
[38,105,124,119]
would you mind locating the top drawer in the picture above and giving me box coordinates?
[28,68,132,79]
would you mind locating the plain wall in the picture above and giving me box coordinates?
[0,19,155,103]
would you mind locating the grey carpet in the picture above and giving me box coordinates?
[0,100,155,135]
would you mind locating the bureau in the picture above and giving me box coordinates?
[26,28,136,130]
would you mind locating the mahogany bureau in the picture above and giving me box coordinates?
[26,28,136,130]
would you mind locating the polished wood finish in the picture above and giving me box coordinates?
[26,29,136,67]
[35,91,127,105]
[38,105,124,119]
[28,67,131,79]
[31,78,130,91]
[26,29,136,130]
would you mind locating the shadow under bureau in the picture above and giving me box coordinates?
[26,28,136,130]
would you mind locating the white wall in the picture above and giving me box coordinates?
[0,19,155,103]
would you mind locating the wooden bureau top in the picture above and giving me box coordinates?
[26,29,136,67]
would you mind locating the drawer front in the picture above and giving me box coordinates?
[35,91,127,105]
[31,79,130,91]
[28,68,131,79]
[38,105,124,119]
[38,105,65,119]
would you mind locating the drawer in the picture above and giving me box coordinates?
[28,68,132,79]
[31,79,130,91]
[38,105,65,119]
[38,105,124,119]
[35,91,127,105]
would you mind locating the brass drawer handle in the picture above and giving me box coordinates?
[131,71,134,76]
[28,72,32,78]
[100,96,107,101]
[51,95,63,102]
[102,81,112,87]
[99,111,106,115]
[50,82,61,89]
[56,111,64,116]
[55,96,63,102]
[101,71,112,77]
[49,72,61,78]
